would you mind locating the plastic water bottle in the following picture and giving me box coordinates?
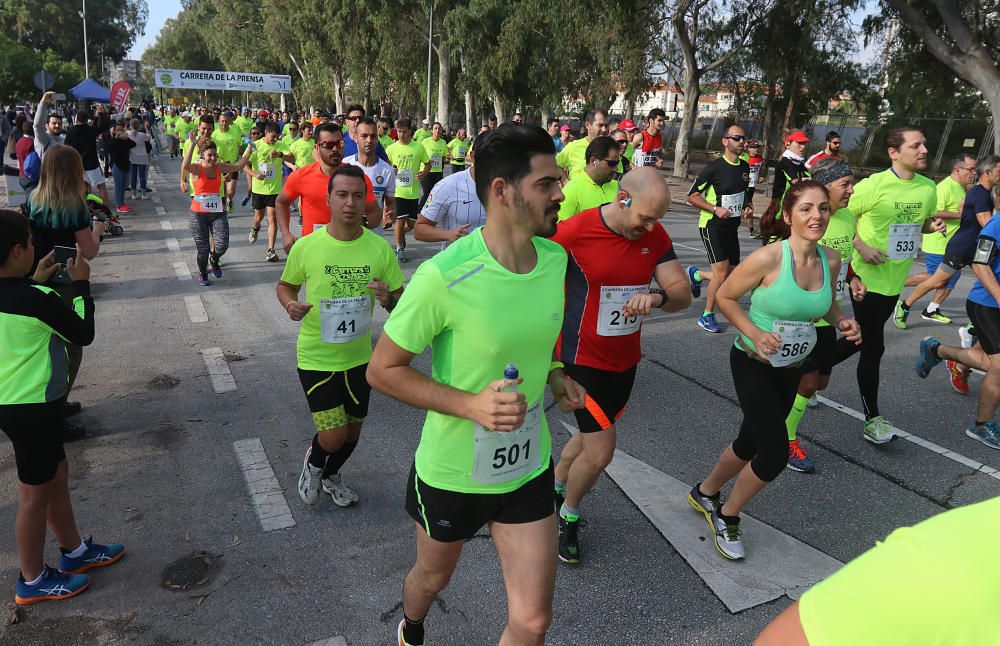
[502,363,519,393]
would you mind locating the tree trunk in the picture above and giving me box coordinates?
[331,70,344,114]
[782,77,800,132]
[761,74,777,161]
[625,98,635,120]
[540,107,550,125]
[673,73,700,178]
[493,95,505,123]
[464,90,474,134]
[436,40,450,127]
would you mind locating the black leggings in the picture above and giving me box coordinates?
[418,172,443,210]
[730,347,802,482]
[833,291,897,419]
[189,212,230,276]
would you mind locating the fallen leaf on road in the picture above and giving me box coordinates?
[8,605,23,625]
[225,535,240,548]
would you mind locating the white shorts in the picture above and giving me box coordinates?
[84,167,106,189]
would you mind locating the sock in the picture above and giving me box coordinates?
[976,420,989,428]
[697,483,719,501]
[785,394,810,441]
[63,539,88,558]
[693,270,702,282]
[926,301,940,314]
[22,570,44,586]
[899,300,910,312]
[322,440,358,479]
[308,435,330,470]
[702,310,712,317]
[402,613,425,645]
[553,478,566,494]
[559,502,580,522]
[718,510,740,525]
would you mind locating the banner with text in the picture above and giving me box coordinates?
[154,68,292,94]
[110,81,132,113]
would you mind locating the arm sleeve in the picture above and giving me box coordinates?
[654,226,677,264]
[278,242,305,286]
[365,173,376,205]
[687,162,714,197]
[771,161,789,199]
[421,180,448,223]
[556,145,569,169]
[381,243,406,291]
[381,262,448,354]
[936,181,955,212]
[35,282,96,346]
[973,187,993,216]
[847,177,875,219]
[385,167,396,197]
[282,167,302,201]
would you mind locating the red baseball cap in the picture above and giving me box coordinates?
[785,129,810,144]
[620,118,637,132]
[559,124,572,132]
[258,109,270,117]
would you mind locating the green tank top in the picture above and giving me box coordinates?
[738,239,832,353]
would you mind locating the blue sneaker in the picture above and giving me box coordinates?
[916,336,942,378]
[198,275,211,287]
[966,421,1000,450]
[786,439,815,473]
[15,566,90,605]
[698,312,721,333]
[58,536,125,574]
[686,266,702,298]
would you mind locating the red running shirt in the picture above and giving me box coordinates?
[550,207,676,372]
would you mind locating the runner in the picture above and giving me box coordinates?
[289,121,315,169]
[551,167,692,564]
[235,108,254,136]
[557,136,620,221]
[245,123,295,262]
[685,123,754,333]
[556,109,609,179]
[895,154,997,328]
[211,111,244,212]
[377,118,395,151]
[366,125,586,646]
[782,158,868,473]
[804,131,842,170]
[762,130,811,229]
[385,118,431,262]
[180,115,214,197]
[618,119,637,166]
[163,107,179,158]
[344,117,396,228]
[837,126,945,443]
[688,180,860,560]
[181,131,253,285]
[548,119,564,153]
[630,108,665,168]
[745,140,765,237]
[277,165,404,508]
[413,119,432,143]
[276,123,379,255]
[916,201,1000,450]
[174,112,196,147]
[447,127,470,173]
[413,147,485,249]
[419,122,449,210]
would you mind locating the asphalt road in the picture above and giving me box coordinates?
[1,156,997,645]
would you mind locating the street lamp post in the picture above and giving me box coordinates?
[425,1,433,122]
[82,0,90,78]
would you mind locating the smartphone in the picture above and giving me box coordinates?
[51,245,76,284]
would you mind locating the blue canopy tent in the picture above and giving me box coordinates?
[69,78,111,102]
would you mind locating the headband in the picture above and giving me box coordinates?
[811,159,852,185]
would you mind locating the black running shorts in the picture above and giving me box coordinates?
[252,192,277,210]
[699,220,741,266]
[0,402,66,485]
[297,365,371,433]
[565,363,637,433]
[967,301,1000,355]
[396,197,419,220]
[405,461,555,542]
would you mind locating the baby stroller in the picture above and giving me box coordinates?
[87,193,124,237]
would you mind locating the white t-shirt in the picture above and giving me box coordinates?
[420,169,486,249]
[129,131,150,165]
[343,154,395,207]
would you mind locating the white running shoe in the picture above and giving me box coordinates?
[298,448,322,504]
[959,325,975,349]
[807,393,819,408]
[322,473,359,507]
[709,508,744,560]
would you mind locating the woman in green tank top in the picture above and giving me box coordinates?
[686,180,862,561]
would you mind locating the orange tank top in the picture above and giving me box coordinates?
[190,165,224,213]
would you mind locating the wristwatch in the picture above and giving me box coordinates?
[649,288,668,307]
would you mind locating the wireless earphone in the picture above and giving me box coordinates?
[621,195,632,208]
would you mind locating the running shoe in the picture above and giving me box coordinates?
[197,275,211,287]
[15,566,89,605]
[557,514,580,564]
[807,393,819,408]
[786,439,815,473]
[58,537,125,574]
[698,312,721,333]
[921,309,952,324]
[265,248,278,262]
[915,336,942,378]
[686,266,703,298]
[397,619,423,646]
[686,483,720,525]
[893,300,910,329]
[396,248,408,263]
[298,448,322,505]
[959,325,976,349]
[321,473,359,507]
[241,194,252,207]
[115,206,128,214]
[709,508,744,560]
[863,416,895,444]
[554,488,565,514]
[248,226,259,244]
[210,258,222,279]
[130,191,137,200]
[946,360,970,395]
[966,421,1000,450]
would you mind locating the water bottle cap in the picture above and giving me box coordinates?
[504,362,519,379]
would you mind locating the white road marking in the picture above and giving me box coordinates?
[302,637,348,646]
[155,206,167,216]
[201,347,237,393]
[159,221,172,230]
[173,261,191,281]
[673,242,704,253]
[153,197,162,203]
[575,420,843,613]
[816,395,1000,480]
[166,237,181,252]
[183,295,209,323]
[233,438,296,532]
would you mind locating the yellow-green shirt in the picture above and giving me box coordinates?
[211,127,243,163]
[386,140,430,200]
[558,173,619,221]
[234,116,254,135]
[248,139,291,195]
[922,175,966,255]
[447,137,470,167]
[175,119,196,142]
[379,134,394,151]
[422,137,449,173]
[290,138,315,168]
[556,138,591,179]
[414,127,432,143]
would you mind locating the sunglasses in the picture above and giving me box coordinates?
[316,140,345,150]
[599,158,619,167]
[346,115,362,121]
[724,135,747,142]
[250,131,261,136]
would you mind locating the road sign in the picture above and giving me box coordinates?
[33,70,55,91]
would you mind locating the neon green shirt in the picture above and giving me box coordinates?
[414,127,432,143]
[447,137,470,167]
[817,207,856,327]
[234,116,254,135]
[558,173,619,221]
[383,229,566,494]
[163,115,178,136]
[849,169,936,296]
[624,143,635,165]
[282,123,296,139]
[248,139,291,195]
[280,227,404,371]
[422,137,449,173]
[211,127,242,163]
[175,119,196,142]
[379,134,394,151]
[556,138,590,179]
[922,176,966,255]
[799,496,1000,646]
[386,140,430,200]
[290,138,315,168]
